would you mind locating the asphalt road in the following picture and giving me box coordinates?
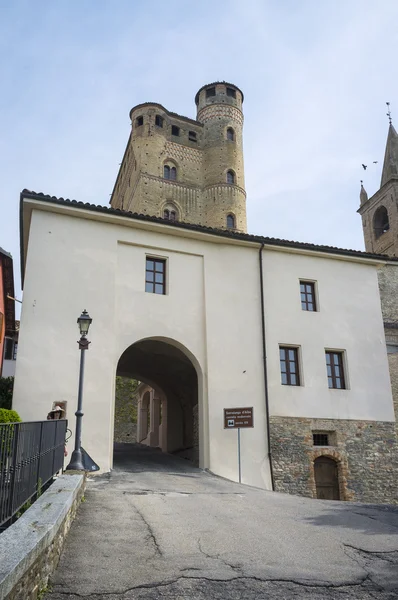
[46,443,398,599]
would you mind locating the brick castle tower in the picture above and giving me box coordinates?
[110,82,247,232]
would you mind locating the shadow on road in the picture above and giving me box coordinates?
[303,501,398,535]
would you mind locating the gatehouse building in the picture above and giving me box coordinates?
[12,82,398,504]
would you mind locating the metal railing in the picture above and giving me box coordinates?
[0,420,67,531]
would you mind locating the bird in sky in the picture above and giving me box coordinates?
[362,164,367,170]
[373,161,378,164]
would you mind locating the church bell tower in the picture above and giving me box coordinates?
[358,122,398,257]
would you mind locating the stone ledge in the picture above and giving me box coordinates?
[0,473,85,600]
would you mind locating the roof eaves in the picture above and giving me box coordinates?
[20,189,398,264]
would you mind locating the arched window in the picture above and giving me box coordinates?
[163,164,177,181]
[163,205,179,222]
[226,170,235,184]
[373,206,390,238]
[227,214,235,229]
[227,128,235,141]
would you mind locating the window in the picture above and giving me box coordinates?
[226,170,235,184]
[164,165,176,180]
[155,115,163,128]
[136,116,143,127]
[164,209,177,222]
[373,206,389,238]
[4,338,13,360]
[226,128,235,141]
[226,214,235,229]
[279,347,300,386]
[325,351,346,389]
[13,342,18,361]
[227,87,236,98]
[171,125,180,136]
[145,258,166,295]
[188,131,197,142]
[313,433,329,446]
[300,281,317,311]
[206,87,216,98]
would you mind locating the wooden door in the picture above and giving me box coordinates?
[314,457,340,500]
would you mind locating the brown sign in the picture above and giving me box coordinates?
[224,407,254,429]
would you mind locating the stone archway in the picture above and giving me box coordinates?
[314,456,340,500]
[113,338,201,467]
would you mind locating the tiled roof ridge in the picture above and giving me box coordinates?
[20,189,398,262]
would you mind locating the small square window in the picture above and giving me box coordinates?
[279,346,300,386]
[300,281,317,311]
[171,125,180,136]
[227,87,236,98]
[313,433,329,446]
[325,351,346,389]
[136,116,143,127]
[155,115,163,127]
[145,258,166,295]
[188,131,197,142]
[206,87,216,98]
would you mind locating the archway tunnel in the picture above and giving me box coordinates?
[114,339,199,467]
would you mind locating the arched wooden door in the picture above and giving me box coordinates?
[314,457,340,500]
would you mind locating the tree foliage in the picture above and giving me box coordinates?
[0,408,22,423]
[0,376,14,410]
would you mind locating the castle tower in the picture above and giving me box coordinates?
[110,82,247,232]
[196,82,247,231]
[358,123,398,257]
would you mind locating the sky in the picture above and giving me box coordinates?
[1,0,398,304]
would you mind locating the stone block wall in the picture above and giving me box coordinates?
[269,416,398,504]
[113,376,138,444]
[0,474,85,600]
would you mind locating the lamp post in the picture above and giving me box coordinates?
[66,310,92,471]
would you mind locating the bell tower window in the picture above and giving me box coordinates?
[226,128,235,141]
[373,206,390,238]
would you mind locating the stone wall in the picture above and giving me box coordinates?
[0,474,85,600]
[113,376,138,444]
[270,416,398,504]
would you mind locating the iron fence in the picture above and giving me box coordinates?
[0,419,67,531]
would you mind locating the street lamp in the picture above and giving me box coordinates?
[66,310,92,471]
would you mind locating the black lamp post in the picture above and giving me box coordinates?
[66,310,92,471]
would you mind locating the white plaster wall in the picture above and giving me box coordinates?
[263,251,394,421]
[14,207,271,487]
[13,202,394,490]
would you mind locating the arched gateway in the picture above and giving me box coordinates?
[113,338,203,467]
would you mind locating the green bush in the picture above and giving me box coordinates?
[0,377,14,409]
[0,408,22,423]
